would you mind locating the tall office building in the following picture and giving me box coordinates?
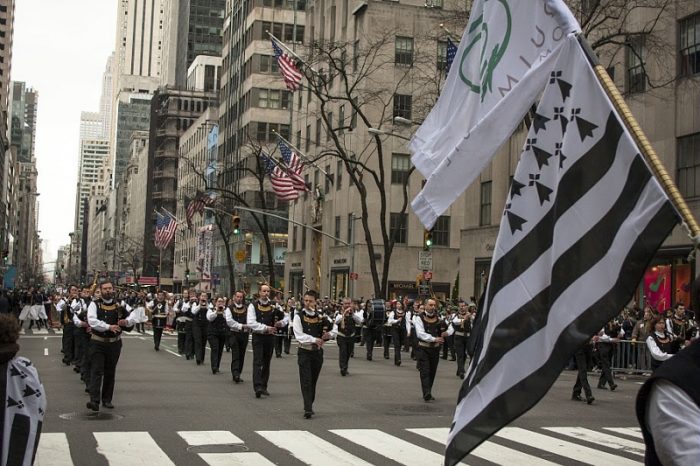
[75,138,110,231]
[116,0,163,79]
[8,82,38,164]
[0,0,15,276]
[113,93,152,185]
[0,0,14,111]
[79,112,103,140]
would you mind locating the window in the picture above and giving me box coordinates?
[350,98,358,129]
[292,226,298,250]
[314,169,320,190]
[626,36,646,93]
[335,216,341,245]
[304,174,310,199]
[480,181,492,226]
[338,105,345,133]
[259,55,279,73]
[390,213,408,244]
[432,215,450,246]
[678,133,700,198]
[393,94,412,120]
[347,213,354,243]
[316,118,322,145]
[437,40,448,72]
[326,112,333,140]
[296,130,301,148]
[302,224,307,248]
[353,40,359,72]
[391,153,411,184]
[336,160,343,190]
[325,164,331,194]
[395,36,414,65]
[305,124,311,151]
[680,13,700,76]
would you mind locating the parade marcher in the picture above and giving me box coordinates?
[173,293,189,355]
[441,306,456,361]
[387,302,409,366]
[86,280,138,411]
[666,303,695,352]
[413,298,453,401]
[74,286,93,385]
[382,301,393,360]
[646,316,677,371]
[129,291,148,334]
[247,284,287,398]
[292,290,335,418]
[333,297,364,376]
[274,297,293,357]
[451,301,474,379]
[206,297,229,374]
[57,286,78,365]
[363,300,384,361]
[572,337,596,404]
[597,319,623,391]
[180,291,197,360]
[225,291,250,383]
[191,292,210,365]
[147,291,169,351]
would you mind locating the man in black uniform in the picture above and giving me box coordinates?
[333,297,364,376]
[414,298,453,401]
[572,336,595,404]
[191,292,210,365]
[86,280,137,411]
[173,293,188,354]
[57,286,78,365]
[148,291,169,351]
[597,319,623,390]
[451,301,473,379]
[364,300,385,361]
[225,291,249,383]
[206,297,229,374]
[387,303,409,366]
[292,290,334,418]
[247,284,287,398]
[180,291,197,359]
[75,286,93,385]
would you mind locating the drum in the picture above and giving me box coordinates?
[367,299,386,325]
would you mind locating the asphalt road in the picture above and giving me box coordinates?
[18,328,645,465]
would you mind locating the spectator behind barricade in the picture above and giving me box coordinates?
[0,313,46,465]
[632,306,655,373]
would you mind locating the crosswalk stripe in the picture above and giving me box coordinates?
[496,428,641,466]
[36,433,72,466]
[198,452,275,466]
[544,427,645,456]
[408,427,558,466]
[603,427,643,440]
[177,431,243,446]
[94,432,176,465]
[330,429,449,466]
[258,430,373,466]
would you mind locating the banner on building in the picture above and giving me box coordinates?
[196,225,215,280]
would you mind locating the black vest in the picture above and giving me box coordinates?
[456,313,471,334]
[300,310,330,338]
[650,332,676,370]
[392,311,406,328]
[209,308,228,334]
[230,304,247,325]
[255,300,281,327]
[77,298,90,322]
[636,342,700,466]
[152,301,168,328]
[338,312,357,336]
[61,299,74,325]
[420,313,445,338]
[194,303,209,324]
[93,300,127,338]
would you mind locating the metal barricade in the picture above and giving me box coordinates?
[610,339,652,374]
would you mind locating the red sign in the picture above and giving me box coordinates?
[138,276,158,285]
[423,271,433,281]
[349,272,359,280]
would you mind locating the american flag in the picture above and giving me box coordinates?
[445,37,458,73]
[271,37,303,92]
[278,140,307,191]
[154,210,178,250]
[261,152,299,201]
[185,191,216,229]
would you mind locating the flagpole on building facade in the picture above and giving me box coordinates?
[577,35,700,241]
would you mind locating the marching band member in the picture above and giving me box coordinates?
[191,292,211,365]
[206,297,230,374]
[333,297,364,376]
[225,291,250,383]
[413,298,453,402]
[387,302,410,366]
[147,291,169,351]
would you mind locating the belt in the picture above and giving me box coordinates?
[418,341,439,348]
[298,343,321,351]
[337,332,355,338]
[153,314,168,318]
[176,317,192,322]
[91,334,121,343]
[454,331,467,337]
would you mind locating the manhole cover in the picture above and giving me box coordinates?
[186,444,249,454]
[59,412,124,421]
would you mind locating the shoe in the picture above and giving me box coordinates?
[586,396,595,405]
[73,366,80,373]
[233,376,241,384]
[85,388,90,394]
[366,356,372,361]
[423,394,435,402]
[304,411,313,419]
[441,356,447,360]
[261,389,270,396]
[597,383,606,389]
[196,361,203,365]
[284,351,290,355]
[450,357,456,361]
[340,370,347,376]
[255,391,262,398]
[610,384,618,391]
[571,394,583,401]
[276,354,281,358]
[154,346,159,351]
[102,401,114,409]
[212,368,219,374]
[384,355,389,359]
[459,373,465,380]
[186,355,192,360]
[86,401,100,412]
[395,361,401,366]
[62,359,70,366]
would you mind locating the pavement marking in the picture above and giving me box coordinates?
[44,348,48,356]
[36,433,73,466]
[166,349,183,358]
[330,428,448,466]
[408,427,556,466]
[34,328,49,334]
[603,427,643,440]
[258,430,373,466]
[495,428,641,466]
[199,452,275,466]
[177,431,243,446]
[544,427,645,456]
[44,336,48,340]
[94,432,176,465]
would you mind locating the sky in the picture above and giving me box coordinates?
[12,1,117,271]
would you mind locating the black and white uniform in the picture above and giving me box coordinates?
[414,312,453,400]
[598,323,623,389]
[387,309,410,365]
[293,308,335,415]
[333,308,364,375]
[191,302,210,365]
[56,297,76,364]
[206,306,229,374]
[147,300,169,351]
[451,311,472,378]
[646,330,677,371]
[225,302,249,382]
[180,300,197,359]
[247,299,287,396]
[173,299,190,354]
[275,306,292,357]
[74,297,92,384]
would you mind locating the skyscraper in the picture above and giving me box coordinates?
[0,0,14,111]
[75,138,110,232]
[8,82,38,164]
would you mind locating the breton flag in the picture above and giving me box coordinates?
[185,191,216,229]
[445,34,679,465]
[271,36,303,92]
[154,210,178,250]
[278,139,307,191]
[411,0,580,228]
[445,38,457,73]
[261,152,300,201]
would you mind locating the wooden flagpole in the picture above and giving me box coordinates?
[577,35,700,241]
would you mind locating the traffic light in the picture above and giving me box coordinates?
[232,215,241,235]
[423,229,433,250]
[2,250,8,264]
[185,269,190,281]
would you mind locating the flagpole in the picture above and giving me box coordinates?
[577,35,700,241]
[267,31,318,76]
[273,130,330,177]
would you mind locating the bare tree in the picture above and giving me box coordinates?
[114,234,144,284]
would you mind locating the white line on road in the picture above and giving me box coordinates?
[259,430,373,466]
[44,348,48,356]
[94,432,176,466]
[603,427,643,440]
[544,427,645,456]
[199,453,275,466]
[177,431,243,446]
[166,350,182,357]
[408,427,556,466]
[330,429,448,466]
[36,433,73,466]
[495,428,641,466]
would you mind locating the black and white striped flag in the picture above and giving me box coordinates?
[445,35,679,465]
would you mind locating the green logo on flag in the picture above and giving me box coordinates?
[458,0,512,101]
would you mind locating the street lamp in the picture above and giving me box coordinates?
[367,127,411,141]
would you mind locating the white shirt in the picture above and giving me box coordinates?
[87,299,137,332]
[332,310,364,335]
[647,379,700,466]
[246,300,288,334]
[225,304,247,331]
[387,311,411,333]
[413,313,453,342]
[646,333,675,362]
[293,309,336,344]
[206,307,227,322]
[191,302,212,315]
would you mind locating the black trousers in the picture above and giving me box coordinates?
[337,335,355,372]
[598,343,615,387]
[61,323,75,363]
[298,348,323,413]
[208,331,228,371]
[184,321,194,358]
[88,339,122,404]
[365,327,382,359]
[383,327,392,358]
[275,331,291,356]
[442,334,455,359]
[176,321,187,354]
[229,331,248,377]
[252,334,275,392]
[192,321,208,364]
[75,329,91,383]
[416,345,441,397]
[454,335,469,376]
[573,348,592,398]
[391,327,407,364]
[73,325,87,367]
[153,327,164,350]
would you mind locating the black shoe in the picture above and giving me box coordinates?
[340,370,347,376]
[366,356,372,361]
[423,394,435,402]
[441,356,447,360]
[384,355,389,359]
[62,359,70,366]
[102,401,114,409]
[597,383,606,389]
[154,346,159,351]
[196,360,203,365]
[212,368,219,374]
[73,366,80,373]
[85,388,90,394]
[186,355,192,360]
[450,357,456,361]
[395,361,401,366]
[261,389,270,396]
[571,394,583,401]
[86,401,100,412]
[233,375,241,384]
[586,396,595,405]
[304,411,313,419]
[610,384,618,391]
[459,373,465,379]
[276,354,281,358]
[284,351,290,354]
[255,391,262,398]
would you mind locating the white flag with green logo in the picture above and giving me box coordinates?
[411,0,579,228]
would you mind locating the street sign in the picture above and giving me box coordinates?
[349,272,359,280]
[138,276,158,285]
[418,251,433,270]
[235,250,246,262]
[418,284,430,295]
[423,271,433,281]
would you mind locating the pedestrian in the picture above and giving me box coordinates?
[414,298,453,402]
[225,291,250,383]
[0,313,46,465]
[292,290,334,418]
[631,306,654,373]
[363,299,384,361]
[0,290,10,314]
[571,337,595,404]
[206,297,229,374]
[191,292,210,365]
[333,297,364,376]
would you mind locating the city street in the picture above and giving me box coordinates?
[20,329,645,465]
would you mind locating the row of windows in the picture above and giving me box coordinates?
[389,213,450,246]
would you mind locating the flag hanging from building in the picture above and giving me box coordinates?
[445,35,679,466]
[154,209,178,250]
[411,0,580,229]
[271,36,303,92]
[261,152,300,201]
[445,38,458,73]
[278,139,307,191]
[185,191,216,229]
